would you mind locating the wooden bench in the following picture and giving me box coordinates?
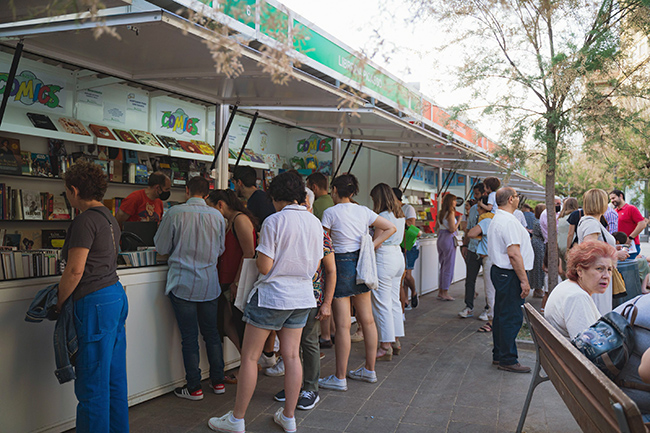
[517,303,647,433]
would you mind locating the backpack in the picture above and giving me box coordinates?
[571,303,637,380]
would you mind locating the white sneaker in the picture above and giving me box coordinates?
[273,407,297,433]
[458,307,473,318]
[348,367,377,383]
[318,374,348,391]
[265,357,285,376]
[478,309,490,321]
[258,352,276,368]
[351,316,357,324]
[208,411,245,433]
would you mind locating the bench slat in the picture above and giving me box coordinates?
[523,304,647,433]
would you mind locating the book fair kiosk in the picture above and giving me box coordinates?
[0,1,545,431]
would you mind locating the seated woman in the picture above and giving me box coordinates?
[544,241,617,339]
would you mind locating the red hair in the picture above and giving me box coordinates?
[566,241,617,281]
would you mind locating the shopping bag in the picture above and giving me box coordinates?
[234,258,260,312]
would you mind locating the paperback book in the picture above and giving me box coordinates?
[89,124,116,140]
[131,130,163,148]
[21,190,43,220]
[30,153,53,177]
[0,137,22,175]
[26,113,57,131]
[114,129,138,143]
[58,117,90,136]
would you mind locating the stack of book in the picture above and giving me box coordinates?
[118,247,157,267]
[0,246,62,280]
[0,186,72,220]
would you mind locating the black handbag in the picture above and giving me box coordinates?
[571,304,637,380]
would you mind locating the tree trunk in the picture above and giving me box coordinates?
[546,129,560,296]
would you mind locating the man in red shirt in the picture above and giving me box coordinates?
[610,189,646,259]
[116,171,171,228]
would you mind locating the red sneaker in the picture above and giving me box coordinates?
[174,386,203,400]
[213,383,225,395]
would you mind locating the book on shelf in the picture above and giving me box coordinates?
[50,194,71,220]
[47,139,67,177]
[135,164,148,185]
[26,112,57,131]
[89,124,116,140]
[0,248,62,280]
[21,190,43,220]
[178,140,203,154]
[58,117,90,136]
[118,248,157,267]
[244,149,265,164]
[0,137,22,175]
[20,151,32,175]
[157,135,182,150]
[131,130,164,148]
[30,153,53,177]
[42,230,66,249]
[191,140,214,155]
[103,198,123,216]
[114,129,138,143]
[124,150,138,164]
[95,159,109,176]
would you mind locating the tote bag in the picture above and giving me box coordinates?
[356,231,378,290]
[234,258,260,312]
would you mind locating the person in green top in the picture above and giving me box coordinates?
[307,172,334,221]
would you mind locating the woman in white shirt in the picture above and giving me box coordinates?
[545,241,617,339]
[370,183,406,361]
[319,174,396,391]
[577,188,628,314]
[437,193,461,301]
[209,172,324,433]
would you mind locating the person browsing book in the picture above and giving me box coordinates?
[116,171,171,228]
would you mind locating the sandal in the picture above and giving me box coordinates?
[477,323,492,333]
[224,373,238,384]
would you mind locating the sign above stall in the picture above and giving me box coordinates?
[157,103,204,137]
[296,134,332,155]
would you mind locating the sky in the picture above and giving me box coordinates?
[276,0,486,133]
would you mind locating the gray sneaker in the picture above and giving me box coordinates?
[297,390,320,410]
[273,407,297,433]
[348,367,377,383]
[318,374,348,391]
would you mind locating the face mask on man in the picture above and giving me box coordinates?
[555,204,561,212]
[158,189,171,201]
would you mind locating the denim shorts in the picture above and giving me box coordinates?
[243,291,310,331]
[334,250,371,298]
[404,246,420,270]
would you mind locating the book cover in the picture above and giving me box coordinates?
[192,140,214,155]
[42,230,66,249]
[97,146,109,161]
[178,140,203,154]
[228,148,239,160]
[50,195,71,220]
[157,135,182,150]
[89,124,116,140]
[21,190,43,220]
[244,149,265,164]
[0,137,22,175]
[26,112,57,131]
[20,151,31,175]
[48,139,67,177]
[94,159,109,176]
[124,150,138,164]
[30,153,53,177]
[19,229,41,250]
[130,130,163,148]
[113,129,138,143]
[3,233,21,248]
[135,164,149,185]
[58,117,90,136]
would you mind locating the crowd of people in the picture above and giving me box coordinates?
[51,158,650,432]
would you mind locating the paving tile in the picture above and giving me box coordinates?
[300,409,355,431]
[451,404,498,426]
[400,406,452,426]
[344,414,400,433]
[447,421,497,433]
[395,423,439,433]
[317,394,368,413]
[357,399,407,419]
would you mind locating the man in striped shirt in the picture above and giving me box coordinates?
[154,176,227,401]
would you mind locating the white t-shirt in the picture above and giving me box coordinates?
[322,203,378,253]
[577,216,615,246]
[487,209,534,270]
[544,279,601,339]
[254,204,323,309]
[487,191,497,212]
[402,204,417,221]
[379,211,404,247]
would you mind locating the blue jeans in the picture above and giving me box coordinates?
[490,266,524,366]
[169,293,224,391]
[73,282,129,433]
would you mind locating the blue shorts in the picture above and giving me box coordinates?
[334,251,371,299]
[243,291,310,331]
[404,246,420,270]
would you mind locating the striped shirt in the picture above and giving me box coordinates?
[154,197,226,301]
[604,206,619,234]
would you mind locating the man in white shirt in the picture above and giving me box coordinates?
[487,187,534,373]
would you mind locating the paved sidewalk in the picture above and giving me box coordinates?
[67,279,582,433]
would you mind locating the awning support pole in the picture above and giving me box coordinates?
[211,104,238,170]
[347,142,363,174]
[398,157,414,190]
[332,139,352,180]
[234,111,258,169]
[403,159,420,191]
[0,39,23,127]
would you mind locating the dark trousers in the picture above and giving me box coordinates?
[464,249,482,310]
[169,293,225,391]
[490,266,524,366]
[301,307,320,393]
